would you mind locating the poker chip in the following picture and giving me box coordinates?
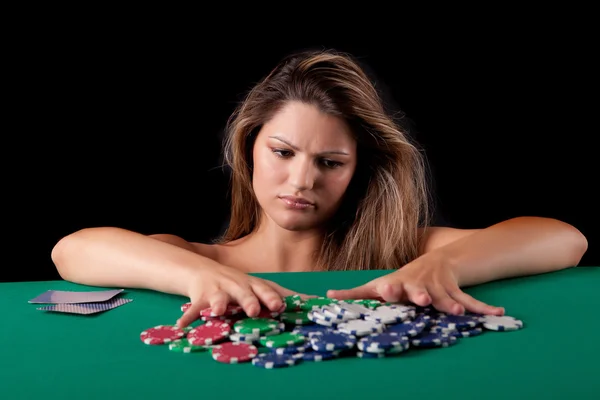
[284,295,303,311]
[200,304,244,318]
[357,333,409,353]
[481,315,524,331]
[310,332,356,352]
[452,327,484,337]
[259,332,305,348]
[386,321,426,337]
[364,305,412,324]
[296,349,342,361]
[436,314,481,330]
[333,302,372,319]
[269,341,312,355]
[233,318,282,335]
[168,338,207,353]
[411,332,457,348]
[280,311,312,325]
[252,353,300,368]
[211,342,258,363]
[181,302,192,313]
[344,299,383,309]
[256,303,287,318]
[140,325,186,345]
[186,320,231,345]
[300,297,338,311]
[291,325,335,337]
[143,297,528,368]
[336,319,385,336]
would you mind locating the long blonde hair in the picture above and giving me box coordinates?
[217,49,432,270]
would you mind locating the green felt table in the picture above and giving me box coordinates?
[2,267,599,400]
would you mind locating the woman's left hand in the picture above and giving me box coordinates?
[326,255,505,316]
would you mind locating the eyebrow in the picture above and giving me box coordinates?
[268,135,350,156]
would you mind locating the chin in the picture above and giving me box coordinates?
[274,214,319,232]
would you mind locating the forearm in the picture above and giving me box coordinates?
[432,217,588,287]
[51,227,219,296]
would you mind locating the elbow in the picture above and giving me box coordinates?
[51,227,107,281]
[566,226,588,267]
[547,219,588,268]
[51,230,82,281]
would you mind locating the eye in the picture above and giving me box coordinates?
[321,159,343,169]
[272,148,293,158]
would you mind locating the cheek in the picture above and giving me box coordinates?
[324,172,354,200]
[253,150,284,189]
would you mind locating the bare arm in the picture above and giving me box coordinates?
[51,227,222,297]
[422,217,588,287]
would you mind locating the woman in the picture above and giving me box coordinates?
[51,49,588,329]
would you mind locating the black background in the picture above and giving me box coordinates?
[7,11,597,282]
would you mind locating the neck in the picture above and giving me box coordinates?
[244,217,324,273]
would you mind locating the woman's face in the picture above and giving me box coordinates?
[252,101,358,232]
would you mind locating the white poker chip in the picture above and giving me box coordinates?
[481,315,524,331]
[321,305,355,322]
[336,319,385,336]
[333,302,372,319]
[364,305,412,324]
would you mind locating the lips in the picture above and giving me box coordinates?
[279,195,314,205]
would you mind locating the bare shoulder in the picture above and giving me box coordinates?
[417,226,481,255]
[190,242,223,262]
[147,233,222,263]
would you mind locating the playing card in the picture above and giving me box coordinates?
[36,298,133,315]
[28,289,124,304]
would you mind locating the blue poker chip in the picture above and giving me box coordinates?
[386,321,426,337]
[310,332,357,352]
[454,327,484,337]
[357,333,409,353]
[411,332,457,348]
[251,353,299,368]
[291,325,335,337]
[268,341,312,355]
[436,315,480,330]
[413,314,433,328]
[295,349,342,361]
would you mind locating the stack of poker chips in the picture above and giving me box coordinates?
[139,295,524,368]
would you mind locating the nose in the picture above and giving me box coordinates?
[288,157,316,191]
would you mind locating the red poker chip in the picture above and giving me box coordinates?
[256,303,287,319]
[186,320,231,345]
[140,325,185,345]
[199,304,244,318]
[181,302,192,312]
[201,314,246,327]
[211,342,258,364]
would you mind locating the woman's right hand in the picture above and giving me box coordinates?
[177,264,315,328]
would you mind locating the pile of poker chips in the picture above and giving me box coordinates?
[139,295,524,368]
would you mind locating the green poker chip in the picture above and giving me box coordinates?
[300,297,338,311]
[284,295,303,311]
[233,318,281,335]
[259,332,306,348]
[280,311,312,325]
[344,299,382,309]
[168,338,207,353]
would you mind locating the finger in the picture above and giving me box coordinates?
[176,298,209,328]
[427,284,464,315]
[230,288,261,317]
[326,282,378,300]
[401,283,432,307]
[263,280,318,301]
[251,280,286,311]
[450,290,505,316]
[207,291,231,316]
[378,282,405,303]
